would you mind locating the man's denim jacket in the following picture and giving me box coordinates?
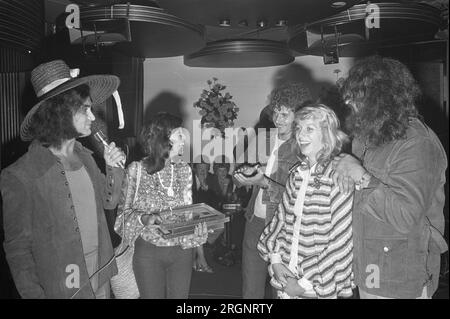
[352,118,448,298]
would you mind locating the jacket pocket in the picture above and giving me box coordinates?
[364,238,408,284]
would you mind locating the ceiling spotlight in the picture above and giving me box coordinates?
[238,20,248,27]
[219,19,231,27]
[331,2,347,8]
[275,20,288,27]
[257,20,267,28]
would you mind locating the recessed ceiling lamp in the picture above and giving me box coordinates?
[184,39,294,68]
[238,20,249,27]
[257,20,268,28]
[219,19,231,27]
[331,2,347,9]
[275,20,288,27]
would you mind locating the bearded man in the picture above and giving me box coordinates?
[333,55,448,299]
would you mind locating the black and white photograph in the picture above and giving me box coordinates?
[0,0,448,302]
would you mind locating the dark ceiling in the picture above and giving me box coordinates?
[42,0,448,63]
[51,0,362,42]
[49,0,449,43]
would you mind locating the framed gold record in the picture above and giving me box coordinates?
[154,203,229,239]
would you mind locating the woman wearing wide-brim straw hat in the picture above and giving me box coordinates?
[0,60,127,298]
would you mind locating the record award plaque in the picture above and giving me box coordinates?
[155,203,229,239]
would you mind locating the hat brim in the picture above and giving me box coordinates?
[20,74,120,141]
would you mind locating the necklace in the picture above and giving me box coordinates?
[157,164,175,197]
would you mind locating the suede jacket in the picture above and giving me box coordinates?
[0,141,124,298]
[352,118,448,298]
[244,137,300,224]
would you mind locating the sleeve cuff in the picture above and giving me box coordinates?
[367,174,380,188]
[270,253,282,265]
[138,214,145,226]
[297,277,314,291]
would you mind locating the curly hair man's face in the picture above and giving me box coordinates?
[73,97,95,137]
[273,106,295,138]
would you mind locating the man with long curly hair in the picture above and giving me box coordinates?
[333,56,448,299]
[234,82,312,298]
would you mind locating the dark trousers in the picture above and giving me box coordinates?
[133,237,194,299]
[242,216,270,299]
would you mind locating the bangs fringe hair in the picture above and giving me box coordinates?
[295,104,349,165]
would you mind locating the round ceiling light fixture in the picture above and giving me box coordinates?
[257,20,268,28]
[219,19,231,27]
[331,2,347,9]
[289,2,443,57]
[79,3,205,58]
[184,39,294,68]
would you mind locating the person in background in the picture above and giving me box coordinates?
[234,82,312,299]
[258,104,354,299]
[210,159,235,208]
[0,60,126,298]
[192,162,218,273]
[115,112,208,299]
[333,55,448,299]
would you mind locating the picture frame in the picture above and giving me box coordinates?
[155,203,230,239]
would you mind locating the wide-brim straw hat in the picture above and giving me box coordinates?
[20,60,120,141]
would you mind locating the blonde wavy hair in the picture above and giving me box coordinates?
[295,104,349,165]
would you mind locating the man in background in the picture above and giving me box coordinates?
[234,82,312,298]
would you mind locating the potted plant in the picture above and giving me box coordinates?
[193,78,239,137]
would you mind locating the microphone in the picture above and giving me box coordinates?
[91,122,125,169]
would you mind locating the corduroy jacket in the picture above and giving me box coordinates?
[0,141,124,298]
[352,118,448,298]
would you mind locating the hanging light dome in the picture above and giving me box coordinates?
[184,39,294,68]
[289,2,443,57]
[78,2,206,58]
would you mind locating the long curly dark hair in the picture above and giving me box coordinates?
[29,84,90,148]
[341,55,420,146]
[139,112,182,174]
[269,82,313,113]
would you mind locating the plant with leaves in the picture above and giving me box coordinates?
[193,77,239,136]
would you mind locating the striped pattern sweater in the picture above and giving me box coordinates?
[257,161,354,298]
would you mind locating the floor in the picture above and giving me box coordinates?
[0,221,448,299]
[188,246,449,299]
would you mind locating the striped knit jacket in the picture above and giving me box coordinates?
[257,161,354,299]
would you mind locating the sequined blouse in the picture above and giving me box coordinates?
[114,160,201,249]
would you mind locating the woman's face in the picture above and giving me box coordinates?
[73,97,95,137]
[169,127,186,159]
[295,118,324,164]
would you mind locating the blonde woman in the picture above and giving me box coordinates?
[257,104,354,299]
